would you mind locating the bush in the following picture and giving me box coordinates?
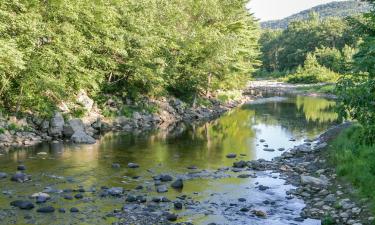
[330,125,375,211]
[286,54,339,84]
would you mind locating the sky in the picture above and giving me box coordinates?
[247,0,345,21]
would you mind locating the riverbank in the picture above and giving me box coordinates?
[244,80,336,99]
[0,93,253,152]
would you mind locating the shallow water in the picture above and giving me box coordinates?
[0,95,338,225]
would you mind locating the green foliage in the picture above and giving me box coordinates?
[286,54,339,84]
[330,126,375,211]
[259,14,361,75]
[321,215,336,225]
[0,0,259,116]
[336,0,375,143]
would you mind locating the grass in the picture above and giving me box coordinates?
[329,125,375,212]
[295,84,336,94]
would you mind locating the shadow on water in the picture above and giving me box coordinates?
[0,95,338,224]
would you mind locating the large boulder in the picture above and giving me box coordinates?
[71,131,96,144]
[63,119,85,138]
[48,112,65,137]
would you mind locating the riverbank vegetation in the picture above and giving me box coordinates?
[257,13,363,84]
[0,0,259,117]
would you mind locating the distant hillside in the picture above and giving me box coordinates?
[261,1,371,29]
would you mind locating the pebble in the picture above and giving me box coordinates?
[174,202,183,210]
[17,165,26,171]
[74,193,83,199]
[226,153,237,158]
[70,207,79,213]
[37,206,55,213]
[127,163,139,168]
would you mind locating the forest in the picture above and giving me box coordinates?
[1,0,375,224]
[0,0,259,116]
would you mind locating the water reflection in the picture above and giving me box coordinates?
[0,95,337,224]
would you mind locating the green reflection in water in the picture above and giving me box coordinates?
[0,95,338,224]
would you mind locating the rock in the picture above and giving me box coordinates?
[165,213,178,221]
[111,163,121,168]
[127,163,139,169]
[71,131,96,144]
[11,172,31,183]
[63,119,85,138]
[339,199,355,210]
[174,202,183,210]
[17,165,26,171]
[187,166,197,170]
[107,187,123,196]
[37,206,55,213]
[171,179,183,189]
[260,139,266,143]
[70,207,79,213]
[159,174,173,182]
[238,174,251,178]
[263,148,275,152]
[324,194,336,203]
[278,148,285,151]
[74,193,83,199]
[240,207,250,212]
[157,185,168,193]
[233,161,247,168]
[126,195,137,202]
[77,90,94,111]
[300,175,328,187]
[64,195,73,200]
[48,112,65,137]
[253,210,267,218]
[0,172,7,179]
[258,185,270,191]
[238,198,246,202]
[58,208,66,213]
[226,153,237,158]
[10,200,35,210]
[36,196,48,204]
[37,152,48,156]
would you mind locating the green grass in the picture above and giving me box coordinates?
[295,84,336,94]
[329,125,375,212]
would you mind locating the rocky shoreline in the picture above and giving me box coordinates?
[249,122,373,225]
[244,80,337,99]
[0,94,252,152]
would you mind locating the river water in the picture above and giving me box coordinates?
[0,95,338,225]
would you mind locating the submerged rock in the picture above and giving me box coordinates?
[171,179,183,189]
[0,172,8,179]
[11,172,31,183]
[156,185,168,193]
[226,153,237,159]
[37,206,55,213]
[10,200,35,210]
[128,163,139,168]
[17,165,26,171]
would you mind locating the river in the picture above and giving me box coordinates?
[0,95,338,225]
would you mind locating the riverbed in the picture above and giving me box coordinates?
[0,95,338,225]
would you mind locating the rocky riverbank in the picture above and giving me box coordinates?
[245,122,374,225]
[244,80,337,99]
[0,92,252,151]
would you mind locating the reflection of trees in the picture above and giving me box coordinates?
[243,96,338,138]
[295,96,337,123]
